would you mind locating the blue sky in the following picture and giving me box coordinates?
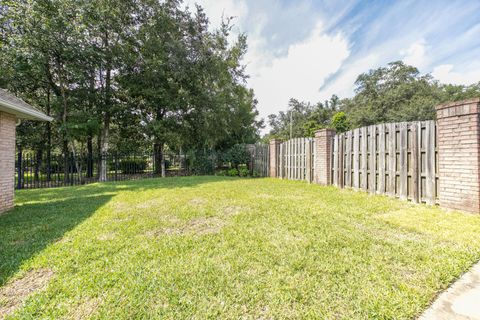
[185,0,480,124]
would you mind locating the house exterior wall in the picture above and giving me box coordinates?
[0,111,16,214]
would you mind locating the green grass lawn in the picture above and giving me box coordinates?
[1,177,480,319]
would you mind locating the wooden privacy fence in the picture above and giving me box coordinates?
[268,99,480,213]
[278,138,315,182]
[247,143,270,177]
[331,121,438,204]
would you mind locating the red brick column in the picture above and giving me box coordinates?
[436,98,480,213]
[0,112,16,214]
[314,129,335,185]
[269,139,281,178]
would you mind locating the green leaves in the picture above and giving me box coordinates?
[331,112,350,133]
[2,0,261,156]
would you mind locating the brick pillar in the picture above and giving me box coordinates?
[314,129,335,185]
[269,139,281,178]
[0,112,16,214]
[436,98,480,213]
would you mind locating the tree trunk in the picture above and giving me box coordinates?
[34,149,43,182]
[86,69,95,179]
[96,135,102,180]
[87,135,93,178]
[55,57,69,184]
[98,32,112,182]
[161,148,166,178]
[63,140,69,184]
[46,89,52,181]
[99,115,110,182]
[70,143,83,184]
[154,142,165,177]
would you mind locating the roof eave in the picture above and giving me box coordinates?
[0,100,53,121]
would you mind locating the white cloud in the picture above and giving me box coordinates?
[432,64,480,85]
[246,22,350,122]
[182,0,480,135]
[401,40,428,70]
[318,53,379,99]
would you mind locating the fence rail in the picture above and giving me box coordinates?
[15,152,188,189]
[331,121,438,204]
[278,138,315,182]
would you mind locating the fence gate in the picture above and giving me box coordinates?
[331,121,438,204]
[247,143,270,177]
[278,138,315,182]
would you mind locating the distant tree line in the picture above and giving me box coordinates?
[266,61,480,140]
[0,0,262,179]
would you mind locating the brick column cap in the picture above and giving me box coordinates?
[314,128,336,137]
[269,138,282,144]
[436,98,480,111]
[436,98,480,119]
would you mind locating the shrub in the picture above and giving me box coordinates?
[216,170,227,176]
[190,152,215,175]
[332,111,350,133]
[227,168,239,177]
[238,167,250,177]
[120,158,147,174]
[252,170,261,178]
[222,144,251,169]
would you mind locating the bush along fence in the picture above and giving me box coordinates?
[269,98,480,214]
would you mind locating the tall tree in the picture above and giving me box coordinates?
[2,0,263,180]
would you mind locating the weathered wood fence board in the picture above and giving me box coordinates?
[247,144,269,177]
[331,121,438,203]
[279,138,315,182]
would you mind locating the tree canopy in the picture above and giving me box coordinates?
[0,0,262,177]
[267,61,480,139]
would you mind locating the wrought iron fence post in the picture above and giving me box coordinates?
[16,150,23,190]
[115,153,118,181]
[70,152,74,186]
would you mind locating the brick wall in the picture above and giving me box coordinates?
[314,129,335,185]
[436,98,480,213]
[269,139,281,178]
[0,111,16,214]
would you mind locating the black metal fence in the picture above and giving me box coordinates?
[15,151,189,189]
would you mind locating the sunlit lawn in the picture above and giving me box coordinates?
[1,176,480,319]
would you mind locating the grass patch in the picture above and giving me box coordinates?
[1,176,480,319]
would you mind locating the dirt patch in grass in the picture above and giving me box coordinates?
[55,236,72,244]
[352,221,429,245]
[9,239,27,246]
[111,201,131,213]
[136,199,162,209]
[189,198,207,206]
[97,232,116,241]
[0,268,54,319]
[65,297,101,320]
[222,205,243,216]
[148,216,225,237]
[256,193,274,199]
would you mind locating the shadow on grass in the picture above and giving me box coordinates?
[0,176,235,286]
[0,194,113,286]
